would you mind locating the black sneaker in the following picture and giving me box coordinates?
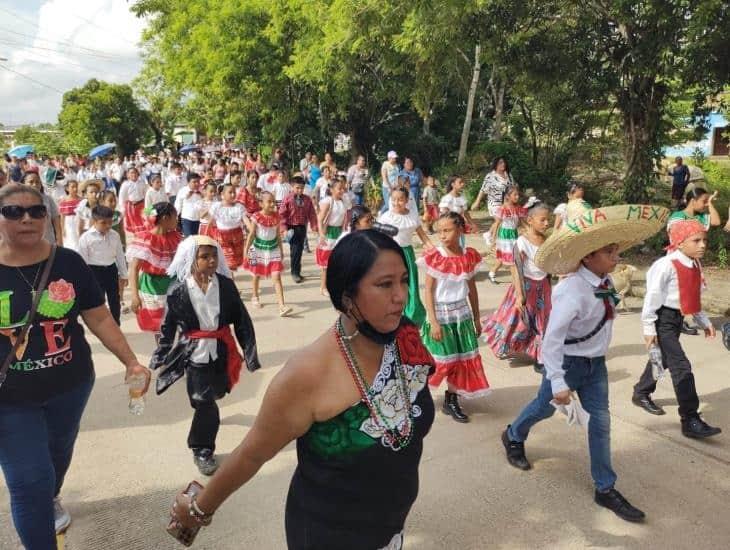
[681,416,722,439]
[595,488,645,522]
[193,449,219,476]
[632,394,665,416]
[501,427,531,470]
[681,320,699,336]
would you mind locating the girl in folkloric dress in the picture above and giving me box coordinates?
[316,178,349,296]
[553,180,591,231]
[482,200,552,370]
[420,212,489,424]
[486,185,527,284]
[378,187,433,326]
[199,182,219,237]
[243,192,292,316]
[127,202,182,335]
[58,180,82,251]
[209,183,249,270]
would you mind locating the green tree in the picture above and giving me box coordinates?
[58,79,152,155]
[12,125,69,156]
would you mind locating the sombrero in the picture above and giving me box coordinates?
[535,204,669,274]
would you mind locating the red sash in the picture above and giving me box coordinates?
[186,327,242,390]
[671,259,702,315]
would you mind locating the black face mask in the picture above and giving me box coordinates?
[349,302,398,345]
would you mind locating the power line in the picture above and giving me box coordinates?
[0,39,136,62]
[0,25,127,58]
[0,63,65,94]
[7,51,138,80]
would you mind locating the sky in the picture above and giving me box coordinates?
[0,0,147,126]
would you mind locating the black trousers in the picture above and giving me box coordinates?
[90,264,120,325]
[289,225,307,277]
[634,306,700,420]
[186,361,224,453]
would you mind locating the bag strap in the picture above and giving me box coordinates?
[0,245,57,387]
[564,301,609,345]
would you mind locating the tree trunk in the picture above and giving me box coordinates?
[423,113,431,135]
[489,70,506,142]
[618,75,665,203]
[458,43,482,165]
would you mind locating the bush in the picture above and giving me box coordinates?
[436,140,557,205]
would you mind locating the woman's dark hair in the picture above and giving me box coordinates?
[349,204,372,231]
[445,175,462,193]
[0,183,42,207]
[327,229,407,313]
[491,156,510,173]
[438,211,466,230]
[686,187,708,203]
[151,201,176,225]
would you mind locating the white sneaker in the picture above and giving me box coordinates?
[54,497,71,534]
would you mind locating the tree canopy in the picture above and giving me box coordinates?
[58,79,152,156]
[131,0,729,201]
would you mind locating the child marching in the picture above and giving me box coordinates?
[421,175,440,234]
[553,180,591,231]
[199,182,219,237]
[150,235,260,476]
[420,212,490,423]
[631,219,721,438]
[486,184,527,284]
[58,180,81,251]
[243,192,292,316]
[127,202,182,335]
[278,175,317,284]
[316,178,349,296]
[118,167,149,237]
[482,199,551,368]
[378,187,433,326]
[209,183,249,270]
[501,203,668,523]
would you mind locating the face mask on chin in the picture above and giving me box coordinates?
[348,301,399,345]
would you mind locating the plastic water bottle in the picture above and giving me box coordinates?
[649,344,665,381]
[127,373,146,415]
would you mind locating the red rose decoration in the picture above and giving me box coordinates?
[47,279,76,303]
[397,324,434,367]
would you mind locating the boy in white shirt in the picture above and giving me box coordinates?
[632,219,720,438]
[77,205,128,325]
[501,204,668,523]
[175,174,204,236]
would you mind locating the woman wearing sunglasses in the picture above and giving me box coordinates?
[0,184,152,549]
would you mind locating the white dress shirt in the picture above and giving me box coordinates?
[77,227,128,278]
[165,173,186,197]
[187,275,220,363]
[641,250,710,336]
[541,265,614,394]
[175,187,204,221]
[118,179,148,204]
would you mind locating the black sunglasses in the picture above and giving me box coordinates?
[0,204,48,220]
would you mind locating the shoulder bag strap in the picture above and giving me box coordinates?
[564,300,609,345]
[0,245,57,387]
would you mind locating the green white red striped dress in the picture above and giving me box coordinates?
[493,206,527,265]
[126,229,182,332]
[419,246,490,398]
[316,197,347,268]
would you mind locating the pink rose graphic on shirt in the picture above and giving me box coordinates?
[48,280,75,302]
[38,279,77,319]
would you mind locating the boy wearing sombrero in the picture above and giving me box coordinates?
[632,219,721,438]
[501,204,668,523]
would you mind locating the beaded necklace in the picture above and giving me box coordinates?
[334,318,414,451]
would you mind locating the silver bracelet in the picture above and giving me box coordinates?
[189,494,213,526]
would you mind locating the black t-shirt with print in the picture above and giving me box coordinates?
[0,247,105,405]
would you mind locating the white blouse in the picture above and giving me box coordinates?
[378,210,418,247]
[321,197,347,227]
[210,202,247,230]
[516,236,547,281]
[439,193,467,214]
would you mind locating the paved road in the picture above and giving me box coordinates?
[2,234,730,549]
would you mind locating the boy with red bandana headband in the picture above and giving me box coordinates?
[632,219,720,438]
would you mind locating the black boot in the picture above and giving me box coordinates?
[681,416,721,439]
[502,427,531,470]
[442,391,469,423]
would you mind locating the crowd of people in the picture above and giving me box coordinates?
[1,145,730,549]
